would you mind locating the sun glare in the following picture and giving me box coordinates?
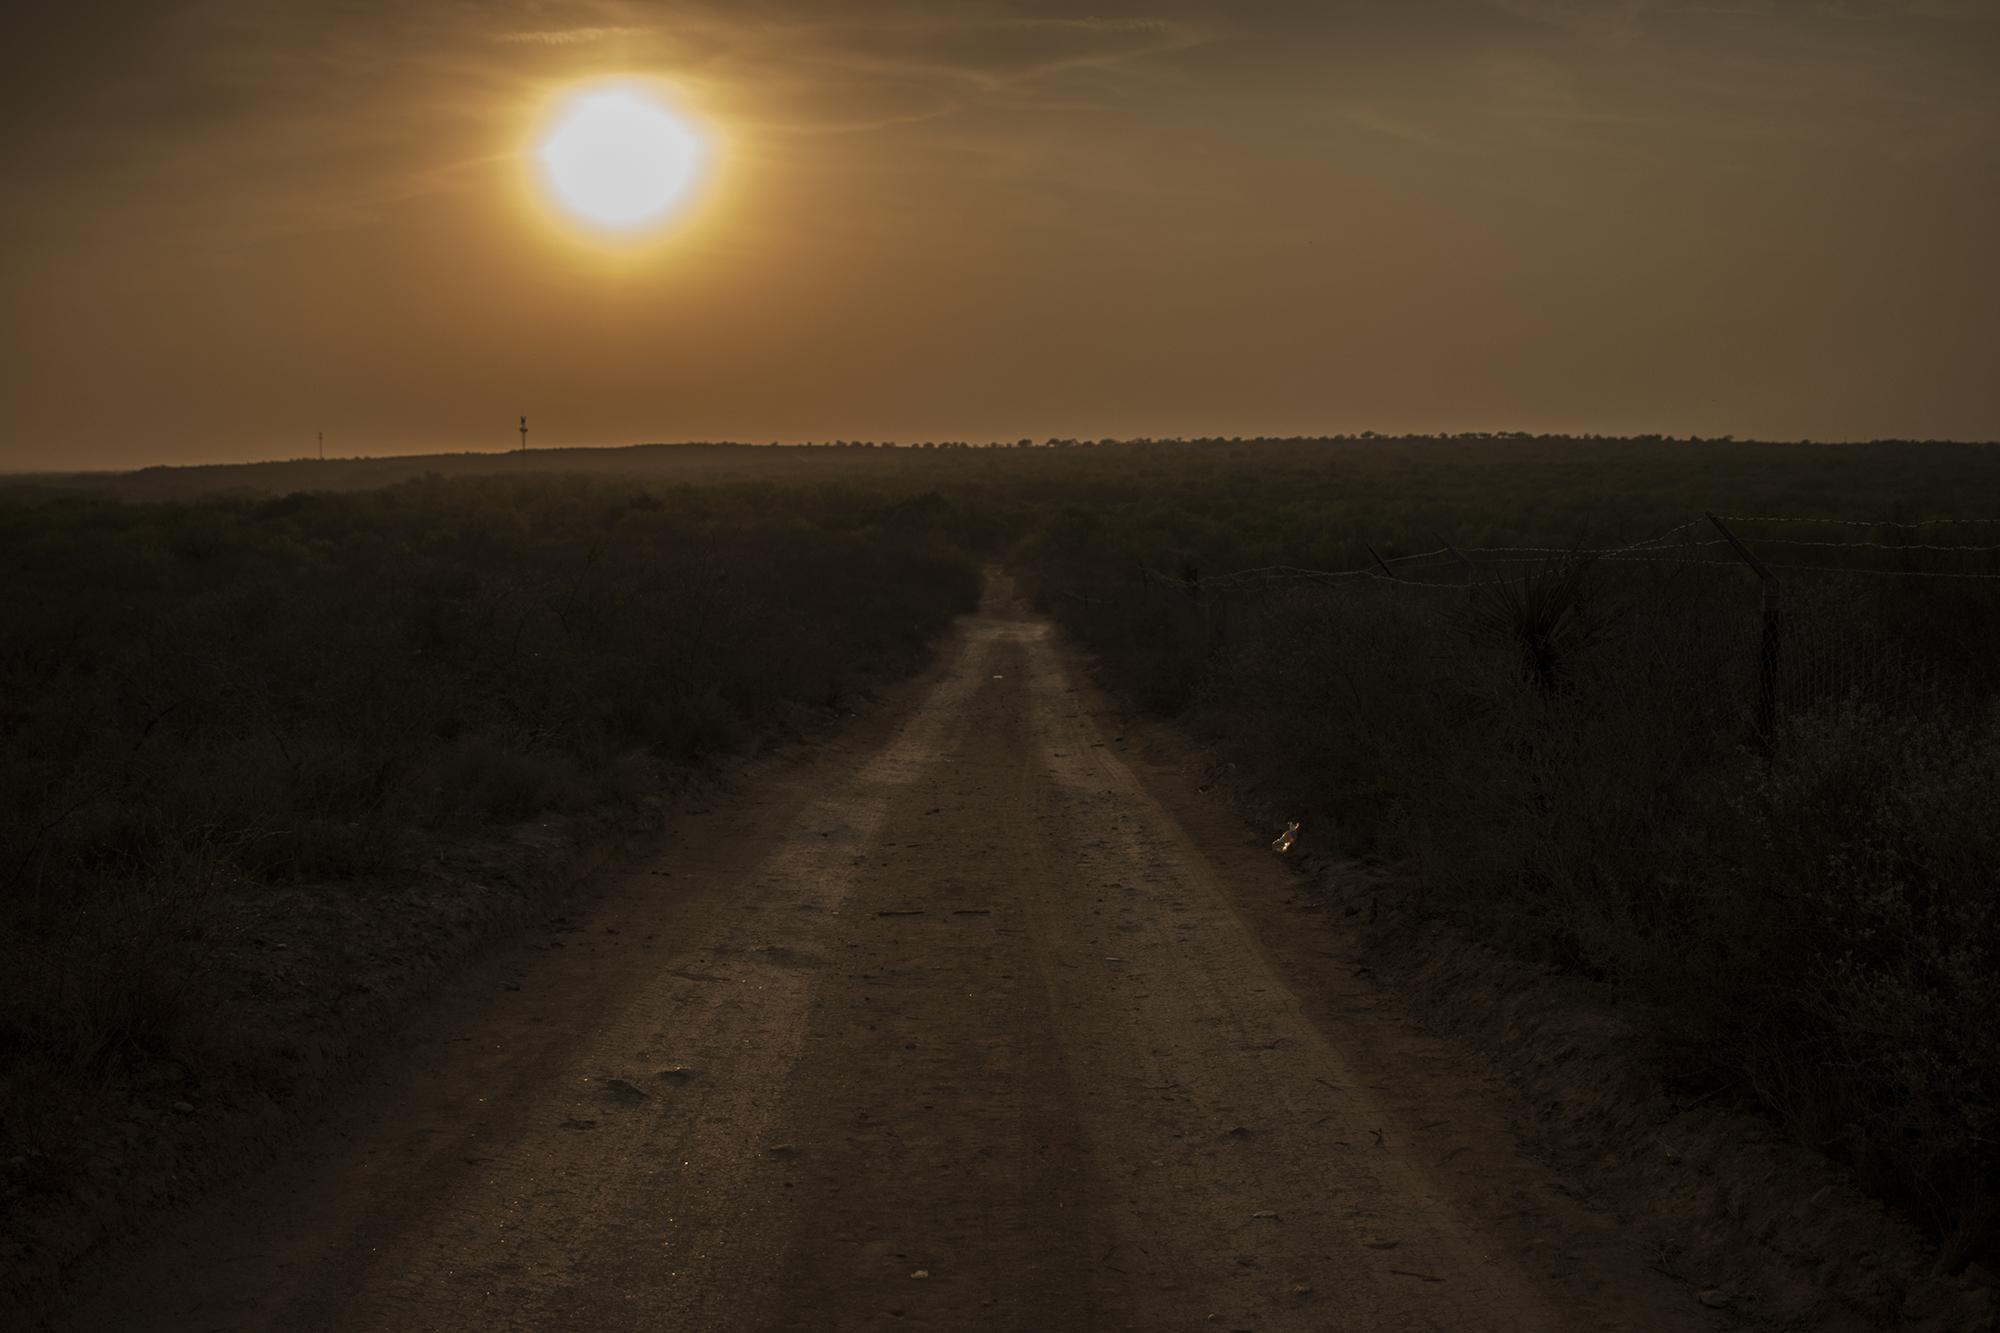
[536,86,705,233]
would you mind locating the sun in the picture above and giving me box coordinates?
[536,85,706,233]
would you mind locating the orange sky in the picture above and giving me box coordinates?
[3,1,1997,469]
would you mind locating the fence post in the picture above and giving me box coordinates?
[1707,512,1781,740]
[1439,535,1474,588]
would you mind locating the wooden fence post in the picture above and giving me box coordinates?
[1708,512,1781,741]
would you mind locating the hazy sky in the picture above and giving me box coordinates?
[3,1,1997,468]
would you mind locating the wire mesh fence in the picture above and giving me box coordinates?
[1129,512,2000,740]
[1065,515,2000,1259]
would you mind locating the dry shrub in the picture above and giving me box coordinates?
[1715,704,2000,1266]
[0,476,982,1157]
[1045,548,2000,1265]
[426,736,594,827]
[1,828,245,1079]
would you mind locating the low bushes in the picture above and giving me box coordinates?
[1030,547,2000,1267]
[0,474,982,1082]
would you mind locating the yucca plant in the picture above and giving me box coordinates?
[1468,553,1612,693]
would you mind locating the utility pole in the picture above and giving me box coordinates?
[519,416,528,452]
[318,430,324,461]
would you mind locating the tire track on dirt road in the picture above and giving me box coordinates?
[58,577,1722,1332]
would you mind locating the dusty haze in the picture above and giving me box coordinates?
[3,0,1997,469]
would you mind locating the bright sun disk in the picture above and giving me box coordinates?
[537,87,703,232]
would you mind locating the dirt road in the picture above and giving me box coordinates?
[64,584,1721,1332]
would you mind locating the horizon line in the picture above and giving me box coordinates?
[11,430,2000,479]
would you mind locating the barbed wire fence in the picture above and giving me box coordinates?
[1126,513,2000,741]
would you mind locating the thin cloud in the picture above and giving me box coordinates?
[496,26,650,46]
[1487,0,1651,42]
[1339,108,1462,152]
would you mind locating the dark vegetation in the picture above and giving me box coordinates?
[1003,437,2000,1273]
[0,469,980,1289]
[6,433,1999,1289]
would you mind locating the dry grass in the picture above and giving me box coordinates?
[0,473,983,1268]
[1033,548,2000,1269]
